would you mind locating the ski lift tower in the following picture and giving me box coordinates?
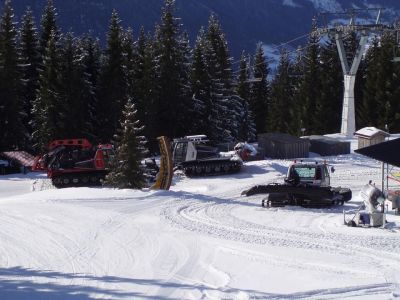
[314,9,389,136]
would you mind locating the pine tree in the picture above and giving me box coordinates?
[189,27,209,135]
[361,32,400,131]
[203,13,243,143]
[31,30,62,151]
[206,13,232,90]
[122,27,135,102]
[249,42,269,134]
[39,0,58,54]
[104,99,147,189]
[58,33,95,139]
[318,36,343,133]
[269,49,293,133]
[202,26,231,143]
[295,23,321,135]
[360,37,383,129]
[236,52,256,141]
[153,0,192,138]
[288,49,304,135]
[133,28,158,151]
[96,10,127,142]
[80,34,101,140]
[19,8,41,144]
[0,0,25,150]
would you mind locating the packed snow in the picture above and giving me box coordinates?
[1,137,400,300]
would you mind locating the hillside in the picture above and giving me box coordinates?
[2,0,399,57]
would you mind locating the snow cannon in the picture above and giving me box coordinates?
[360,183,385,213]
[346,183,386,227]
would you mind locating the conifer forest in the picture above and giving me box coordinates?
[1,0,400,153]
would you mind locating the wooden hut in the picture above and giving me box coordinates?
[304,135,350,156]
[257,133,309,159]
[354,127,390,149]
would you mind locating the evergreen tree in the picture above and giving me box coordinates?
[96,10,127,142]
[269,49,293,133]
[153,0,192,138]
[39,0,58,54]
[58,33,95,138]
[80,34,101,139]
[206,14,232,89]
[104,99,147,189]
[0,0,25,150]
[31,30,62,151]
[204,13,242,142]
[318,36,343,133]
[189,27,209,135]
[236,52,256,141]
[133,28,158,150]
[362,32,400,131]
[19,8,41,143]
[287,49,304,135]
[121,27,135,102]
[202,27,232,142]
[249,42,269,134]
[295,24,321,135]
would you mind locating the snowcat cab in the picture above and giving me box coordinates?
[285,161,334,187]
[172,135,242,176]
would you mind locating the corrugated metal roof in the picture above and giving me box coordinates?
[0,151,35,167]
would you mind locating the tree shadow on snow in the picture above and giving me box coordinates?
[0,266,279,300]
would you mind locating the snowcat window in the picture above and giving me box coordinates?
[293,167,315,180]
[174,142,187,163]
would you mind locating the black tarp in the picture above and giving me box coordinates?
[354,138,400,167]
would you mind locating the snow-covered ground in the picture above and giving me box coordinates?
[1,137,400,300]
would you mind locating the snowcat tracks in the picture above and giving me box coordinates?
[244,184,352,208]
[51,171,108,188]
[182,160,241,177]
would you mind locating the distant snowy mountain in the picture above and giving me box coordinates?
[2,0,399,57]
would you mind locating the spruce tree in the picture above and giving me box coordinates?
[202,27,231,143]
[236,52,256,141]
[0,0,25,150]
[31,30,62,151]
[269,49,293,133]
[122,27,135,102]
[249,42,269,134]
[362,32,400,131]
[189,27,209,135]
[133,28,158,151]
[204,13,242,143]
[80,34,101,140]
[295,24,321,135]
[58,33,95,139]
[104,99,147,189]
[39,0,58,54]
[318,36,343,133]
[153,0,192,138]
[96,10,127,142]
[19,8,41,144]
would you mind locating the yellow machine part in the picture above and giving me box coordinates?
[151,136,173,190]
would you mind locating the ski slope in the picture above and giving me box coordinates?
[0,138,400,299]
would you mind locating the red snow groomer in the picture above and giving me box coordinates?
[33,138,114,188]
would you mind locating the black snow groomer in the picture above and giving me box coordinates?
[242,162,352,208]
[172,135,243,176]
